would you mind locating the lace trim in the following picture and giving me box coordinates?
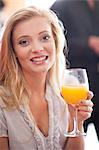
[18,84,63,150]
[45,84,62,150]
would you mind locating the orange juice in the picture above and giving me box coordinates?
[61,86,88,105]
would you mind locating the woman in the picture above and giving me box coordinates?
[0,6,93,150]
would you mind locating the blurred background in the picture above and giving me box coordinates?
[0,0,55,35]
[0,0,99,149]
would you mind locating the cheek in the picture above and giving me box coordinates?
[51,43,56,60]
[52,48,56,61]
[15,49,27,65]
[49,46,56,67]
[14,46,27,59]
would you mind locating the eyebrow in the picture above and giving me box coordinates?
[16,30,51,41]
[39,30,51,35]
[16,35,30,41]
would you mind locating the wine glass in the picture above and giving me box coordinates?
[61,68,89,137]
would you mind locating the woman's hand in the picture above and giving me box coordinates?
[68,91,94,131]
[77,91,94,122]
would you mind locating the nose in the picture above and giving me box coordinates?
[31,41,44,53]
[32,49,43,53]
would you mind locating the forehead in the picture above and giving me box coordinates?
[13,16,52,38]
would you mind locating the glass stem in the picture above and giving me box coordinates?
[74,107,79,133]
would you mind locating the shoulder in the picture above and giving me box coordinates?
[46,82,68,109]
[57,95,69,117]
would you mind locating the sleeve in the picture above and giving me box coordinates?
[0,107,8,137]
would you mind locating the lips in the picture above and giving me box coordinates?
[30,55,48,64]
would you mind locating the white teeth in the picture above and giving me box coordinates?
[31,56,47,62]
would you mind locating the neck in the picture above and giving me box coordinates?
[23,71,47,98]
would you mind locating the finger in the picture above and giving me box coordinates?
[79,100,94,107]
[78,111,92,119]
[87,91,94,99]
[78,105,93,113]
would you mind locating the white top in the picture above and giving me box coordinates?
[0,83,69,150]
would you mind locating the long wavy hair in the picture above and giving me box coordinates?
[0,6,67,108]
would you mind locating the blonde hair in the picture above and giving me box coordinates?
[0,6,67,108]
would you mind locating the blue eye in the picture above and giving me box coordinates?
[19,39,29,46]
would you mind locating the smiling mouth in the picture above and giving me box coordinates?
[30,56,48,64]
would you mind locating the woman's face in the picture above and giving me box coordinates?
[12,16,56,75]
